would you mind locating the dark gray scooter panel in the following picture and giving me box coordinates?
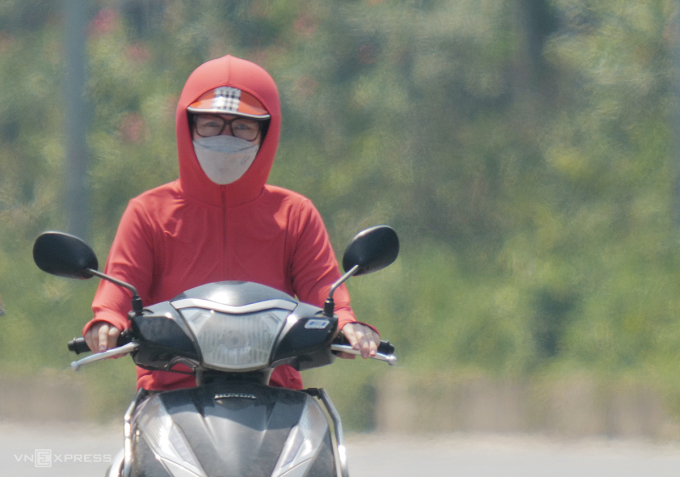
[172,281,296,307]
[138,382,332,477]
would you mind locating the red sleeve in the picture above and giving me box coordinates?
[288,199,363,331]
[83,199,155,335]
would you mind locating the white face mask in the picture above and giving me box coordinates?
[193,135,260,185]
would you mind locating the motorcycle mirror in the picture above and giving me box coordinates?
[324,225,399,317]
[33,231,99,279]
[33,231,145,315]
[342,225,399,276]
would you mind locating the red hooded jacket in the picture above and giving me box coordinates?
[84,55,358,391]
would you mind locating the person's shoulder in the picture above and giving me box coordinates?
[263,185,324,228]
[126,180,184,217]
[264,185,312,205]
[130,181,182,205]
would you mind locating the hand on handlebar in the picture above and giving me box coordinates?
[84,322,121,353]
[337,322,380,359]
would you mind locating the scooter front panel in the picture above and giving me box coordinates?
[132,382,336,477]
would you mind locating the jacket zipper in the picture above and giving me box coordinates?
[222,187,227,278]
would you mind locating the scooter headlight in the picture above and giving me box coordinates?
[179,306,289,371]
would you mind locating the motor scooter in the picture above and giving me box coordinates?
[32,225,399,477]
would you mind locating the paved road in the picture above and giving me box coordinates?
[3,422,680,476]
[347,434,680,477]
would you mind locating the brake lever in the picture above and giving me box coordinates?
[330,343,397,365]
[70,342,139,371]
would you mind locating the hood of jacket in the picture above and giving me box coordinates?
[175,55,281,206]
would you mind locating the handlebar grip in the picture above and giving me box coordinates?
[67,331,132,354]
[333,335,395,355]
[67,337,90,354]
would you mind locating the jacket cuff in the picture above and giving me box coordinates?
[82,311,129,337]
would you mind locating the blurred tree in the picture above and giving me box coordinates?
[2,0,680,425]
[65,0,91,240]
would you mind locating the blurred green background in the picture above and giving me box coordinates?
[2,0,680,431]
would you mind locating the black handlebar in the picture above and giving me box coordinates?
[67,331,132,355]
[68,331,394,357]
[332,334,395,355]
[67,337,90,354]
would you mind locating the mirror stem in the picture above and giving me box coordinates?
[85,268,144,316]
[323,265,359,317]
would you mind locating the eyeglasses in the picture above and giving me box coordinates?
[192,114,264,141]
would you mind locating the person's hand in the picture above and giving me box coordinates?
[338,322,380,359]
[84,321,121,353]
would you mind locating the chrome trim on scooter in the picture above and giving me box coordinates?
[106,450,124,477]
[172,298,297,315]
[317,389,349,477]
[122,388,147,477]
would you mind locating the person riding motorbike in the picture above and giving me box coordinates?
[82,55,380,391]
